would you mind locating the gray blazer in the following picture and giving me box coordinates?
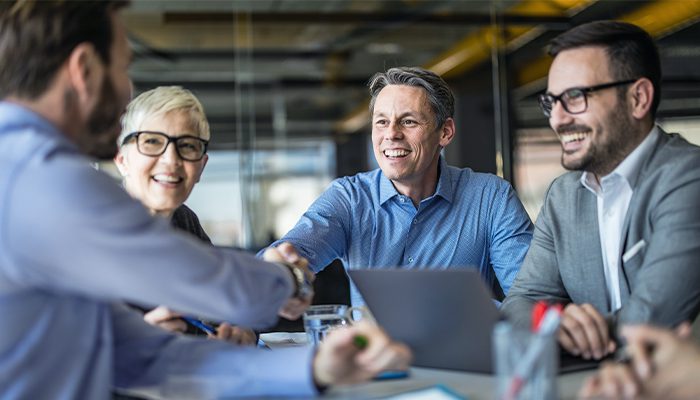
[502,130,700,335]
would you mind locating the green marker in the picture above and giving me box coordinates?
[353,334,369,349]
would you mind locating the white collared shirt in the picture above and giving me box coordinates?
[580,126,659,311]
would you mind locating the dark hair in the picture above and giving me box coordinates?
[0,0,129,99]
[548,20,661,119]
[368,66,454,128]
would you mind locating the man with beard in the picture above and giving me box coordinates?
[0,1,410,398]
[501,21,700,362]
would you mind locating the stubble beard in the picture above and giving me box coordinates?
[70,75,124,160]
[561,100,639,177]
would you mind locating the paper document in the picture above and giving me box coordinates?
[383,385,466,400]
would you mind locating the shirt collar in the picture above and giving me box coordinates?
[379,156,453,205]
[581,125,660,193]
[433,156,454,203]
[0,101,74,145]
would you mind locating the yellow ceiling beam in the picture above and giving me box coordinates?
[337,0,594,134]
[429,0,593,78]
[516,0,700,86]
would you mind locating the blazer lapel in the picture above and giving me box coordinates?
[618,202,633,305]
[617,130,669,306]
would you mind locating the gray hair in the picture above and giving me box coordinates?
[368,67,454,128]
[119,86,210,146]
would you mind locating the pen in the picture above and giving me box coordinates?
[531,301,547,332]
[182,316,217,336]
[503,308,561,400]
[353,334,369,349]
[353,334,410,381]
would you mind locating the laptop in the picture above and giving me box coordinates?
[349,268,499,373]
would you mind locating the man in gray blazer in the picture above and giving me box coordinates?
[502,20,700,361]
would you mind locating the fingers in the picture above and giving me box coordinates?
[559,304,610,359]
[278,297,312,320]
[621,324,675,379]
[674,321,692,339]
[144,306,181,323]
[211,323,257,346]
[578,374,602,399]
[276,242,308,268]
[263,243,315,289]
[315,322,412,386]
[600,362,640,399]
[581,362,640,399]
[264,242,310,270]
[558,326,579,355]
[351,322,412,374]
[143,306,186,333]
[580,304,610,358]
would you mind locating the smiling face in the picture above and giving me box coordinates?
[547,46,640,176]
[115,110,208,216]
[371,84,454,200]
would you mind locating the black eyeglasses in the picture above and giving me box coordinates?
[121,131,209,161]
[538,79,638,118]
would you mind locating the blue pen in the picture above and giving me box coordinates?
[374,370,410,380]
[182,317,217,336]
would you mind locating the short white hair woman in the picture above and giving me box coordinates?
[115,86,255,345]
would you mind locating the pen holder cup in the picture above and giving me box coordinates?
[493,322,558,400]
[302,304,371,346]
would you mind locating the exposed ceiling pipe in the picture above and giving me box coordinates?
[516,0,700,88]
[335,0,595,134]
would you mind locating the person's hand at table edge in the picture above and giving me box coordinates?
[312,321,412,389]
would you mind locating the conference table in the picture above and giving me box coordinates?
[131,332,595,399]
[324,366,593,399]
[261,333,596,399]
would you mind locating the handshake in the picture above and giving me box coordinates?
[262,241,316,320]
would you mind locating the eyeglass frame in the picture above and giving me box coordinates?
[538,79,638,118]
[121,130,209,162]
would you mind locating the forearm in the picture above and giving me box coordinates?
[112,304,317,397]
[489,184,534,295]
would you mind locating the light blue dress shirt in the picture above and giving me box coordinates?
[0,102,316,399]
[270,157,534,306]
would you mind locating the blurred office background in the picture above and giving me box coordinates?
[117,0,700,249]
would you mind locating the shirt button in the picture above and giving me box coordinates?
[399,197,405,202]
[408,257,414,263]
[413,218,418,225]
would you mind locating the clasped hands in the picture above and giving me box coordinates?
[262,241,315,320]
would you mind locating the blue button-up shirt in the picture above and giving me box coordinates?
[272,158,533,306]
[0,102,316,399]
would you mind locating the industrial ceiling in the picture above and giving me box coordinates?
[124,0,700,150]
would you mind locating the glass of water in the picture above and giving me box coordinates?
[303,304,349,346]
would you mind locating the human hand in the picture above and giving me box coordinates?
[263,242,314,320]
[277,296,313,320]
[143,306,187,333]
[578,323,696,400]
[210,322,257,346]
[312,321,412,387]
[622,323,699,399]
[558,303,615,360]
[578,361,641,399]
[263,242,311,270]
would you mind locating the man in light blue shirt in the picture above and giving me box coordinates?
[263,67,533,306]
[0,2,410,399]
